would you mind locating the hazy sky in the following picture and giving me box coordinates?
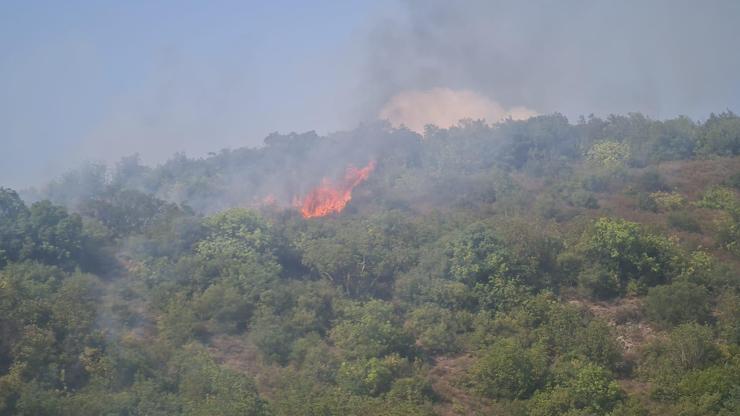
[2,1,739,188]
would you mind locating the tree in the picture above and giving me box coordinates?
[336,354,409,396]
[330,300,414,360]
[405,304,464,354]
[529,361,623,416]
[194,208,280,294]
[472,338,548,400]
[586,140,631,171]
[698,111,740,156]
[0,188,30,267]
[172,347,270,416]
[299,214,418,297]
[576,217,680,296]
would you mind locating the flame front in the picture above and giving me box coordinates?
[298,161,376,218]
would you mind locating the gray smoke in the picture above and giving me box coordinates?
[365,0,740,122]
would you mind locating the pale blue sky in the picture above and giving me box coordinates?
[0,1,396,186]
[2,1,739,188]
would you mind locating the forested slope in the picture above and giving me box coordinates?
[2,112,740,415]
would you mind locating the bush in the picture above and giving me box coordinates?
[173,347,270,416]
[698,111,740,156]
[641,323,719,379]
[577,264,621,299]
[696,186,738,211]
[725,171,740,190]
[650,191,686,211]
[387,376,437,404]
[529,361,623,416]
[574,320,623,371]
[716,293,740,343]
[330,300,414,360]
[290,333,340,382]
[582,174,611,193]
[251,309,300,365]
[633,169,670,193]
[336,354,409,396]
[644,281,711,328]
[667,211,701,233]
[568,190,599,209]
[471,339,548,400]
[636,192,658,212]
[717,217,740,255]
[586,140,631,171]
[577,218,680,292]
[405,305,463,354]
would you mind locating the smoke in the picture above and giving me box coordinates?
[3,1,740,190]
[379,88,535,133]
[364,0,740,121]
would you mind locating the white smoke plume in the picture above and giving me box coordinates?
[378,88,535,133]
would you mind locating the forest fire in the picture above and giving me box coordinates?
[297,161,376,218]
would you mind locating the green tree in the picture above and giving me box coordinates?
[330,300,414,360]
[172,347,270,416]
[698,111,740,156]
[576,217,680,296]
[472,338,548,400]
[529,361,623,416]
[586,140,631,171]
[0,188,30,267]
[336,354,409,396]
[405,304,466,354]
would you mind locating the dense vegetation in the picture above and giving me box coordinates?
[2,111,740,415]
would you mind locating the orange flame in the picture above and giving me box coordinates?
[297,161,376,218]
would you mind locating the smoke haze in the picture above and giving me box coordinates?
[2,0,739,188]
[368,0,740,121]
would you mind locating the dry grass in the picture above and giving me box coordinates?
[206,334,286,401]
[428,354,494,416]
[657,157,739,200]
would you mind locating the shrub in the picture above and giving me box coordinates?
[387,376,437,404]
[405,305,463,354]
[716,293,740,343]
[636,192,658,212]
[696,186,738,211]
[577,264,621,299]
[697,111,740,156]
[336,354,409,396]
[330,300,414,360]
[574,320,623,371]
[568,190,599,209]
[586,140,631,171]
[251,311,297,365]
[471,339,548,400]
[577,218,680,293]
[290,333,340,382]
[582,174,611,192]
[667,210,701,233]
[644,281,711,328]
[641,323,718,378]
[650,191,686,211]
[633,169,670,193]
[717,217,740,255]
[529,361,623,416]
[725,171,740,190]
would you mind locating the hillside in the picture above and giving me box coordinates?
[1,112,740,416]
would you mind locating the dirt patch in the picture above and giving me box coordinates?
[206,334,285,400]
[428,354,494,416]
[567,297,656,358]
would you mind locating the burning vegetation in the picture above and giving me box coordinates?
[295,160,376,218]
